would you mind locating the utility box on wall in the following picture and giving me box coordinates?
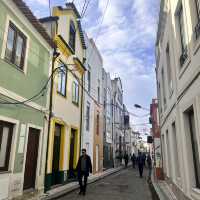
[147,136,153,143]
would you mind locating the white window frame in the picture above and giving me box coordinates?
[1,15,30,74]
[0,115,19,173]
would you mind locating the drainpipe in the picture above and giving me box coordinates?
[44,48,60,192]
[112,92,117,167]
[79,72,84,155]
[122,90,124,157]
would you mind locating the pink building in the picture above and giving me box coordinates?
[150,99,164,180]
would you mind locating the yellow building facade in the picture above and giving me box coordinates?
[40,3,86,190]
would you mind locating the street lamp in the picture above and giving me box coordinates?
[134,104,150,111]
[134,104,142,109]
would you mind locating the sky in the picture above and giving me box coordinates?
[24,0,160,135]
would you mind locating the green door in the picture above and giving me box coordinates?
[69,129,76,178]
[52,123,61,185]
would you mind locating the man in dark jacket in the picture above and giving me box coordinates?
[124,152,129,168]
[131,153,136,168]
[137,152,144,178]
[147,153,152,181]
[76,148,92,195]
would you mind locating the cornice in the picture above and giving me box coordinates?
[156,0,168,46]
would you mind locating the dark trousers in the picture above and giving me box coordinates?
[138,164,144,177]
[148,167,152,180]
[78,172,88,193]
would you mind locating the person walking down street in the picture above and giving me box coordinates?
[76,149,92,196]
[142,153,146,168]
[131,153,136,168]
[124,152,129,168]
[137,152,144,178]
[147,153,152,181]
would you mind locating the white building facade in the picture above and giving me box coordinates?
[82,35,104,173]
[131,131,140,156]
[112,78,124,166]
[82,34,94,161]
[102,69,113,169]
[156,0,200,199]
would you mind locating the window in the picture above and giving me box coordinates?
[72,79,79,104]
[194,0,200,38]
[161,68,166,107]
[97,79,100,103]
[97,112,100,135]
[158,82,163,113]
[5,21,27,70]
[86,143,90,153]
[166,44,173,94]
[98,87,100,103]
[104,100,106,109]
[102,69,104,80]
[172,122,181,178]
[69,20,76,51]
[195,0,200,21]
[87,70,91,93]
[118,89,122,104]
[86,102,90,131]
[161,135,166,173]
[0,121,13,171]
[104,88,106,109]
[177,5,187,66]
[57,65,67,96]
[186,108,200,188]
[166,130,171,177]
[107,88,111,117]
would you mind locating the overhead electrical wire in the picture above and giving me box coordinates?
[80,0,87,17]
[86,0,110,65]
[0,67,62,105]
[0,1,141,119]
[81,0,91,18]
[56,60,148,118]
[0,58,147,120]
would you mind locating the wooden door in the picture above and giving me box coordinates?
[23,128,40,190]
[96,145,99,172]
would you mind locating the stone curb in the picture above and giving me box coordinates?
[151,179,167,200]
[151,178,177,200]
[41,166,124,200]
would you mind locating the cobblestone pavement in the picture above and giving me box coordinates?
[57,168,153,200]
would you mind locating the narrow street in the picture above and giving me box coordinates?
[57,168,153,200]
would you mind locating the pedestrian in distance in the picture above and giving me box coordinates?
[76,148,92,196]
[137,152,144,178]
[124,152,129,168]
[147,153,152,182]
[131,153,136,168]
[142,153,146,168]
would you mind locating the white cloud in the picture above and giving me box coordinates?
[85,0,159,126]
[25,0,160,129]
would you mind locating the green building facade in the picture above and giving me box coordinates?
[0,0,53,199]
